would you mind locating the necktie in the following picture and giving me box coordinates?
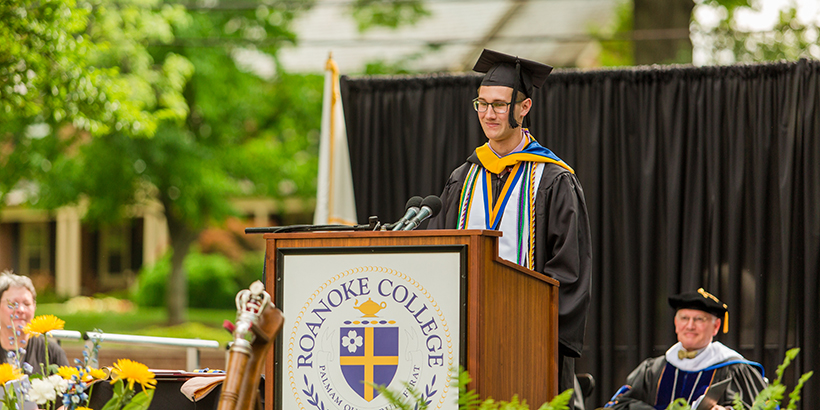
[678,349,698,359]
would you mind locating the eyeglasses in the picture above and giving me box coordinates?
[675,313,711,324]
[472,98,519,114]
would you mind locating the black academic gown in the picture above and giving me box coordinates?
[428,150,592,408]
[605,355,767,409]
[427,150,593,358]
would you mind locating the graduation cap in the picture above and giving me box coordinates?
[669,288,729,333]
[473,49,553,128]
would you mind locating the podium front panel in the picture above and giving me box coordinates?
[263,230,558,409]
[274,245,467,410]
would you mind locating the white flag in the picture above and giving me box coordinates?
[314,54,358,225]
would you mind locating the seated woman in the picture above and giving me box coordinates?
[0,270,69,374]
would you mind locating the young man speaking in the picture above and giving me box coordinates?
[427,49,593,410]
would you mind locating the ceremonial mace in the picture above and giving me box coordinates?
[217,280,284,410]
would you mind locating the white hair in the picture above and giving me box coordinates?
[0,269,37,301]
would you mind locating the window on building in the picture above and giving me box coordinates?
[98,224,133,288]
[20,223,50,278]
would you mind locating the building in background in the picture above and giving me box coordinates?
[0,195,309,297]
[0,0,625,297]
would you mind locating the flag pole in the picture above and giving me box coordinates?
[325,52,340,223]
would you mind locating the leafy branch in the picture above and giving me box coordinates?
[302,375,326,410]
[375,366,574,410]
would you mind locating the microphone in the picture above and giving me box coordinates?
[402,195,443,231]
[391,196,424,231]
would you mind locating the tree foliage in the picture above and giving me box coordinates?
[3,0,432,323]
[350,0,430,32]
[2,0,323,323]
[592,0,820,67]
[0,0,191,137]
[373,367,573,410]
[589,0,635,67]
[48,2,322,323]
[0,0,192,205]
[692,0,820,64]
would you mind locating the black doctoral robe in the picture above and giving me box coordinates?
[604,355,767,409]
[427,150,592,358]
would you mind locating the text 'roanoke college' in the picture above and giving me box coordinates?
[297,277,445,368]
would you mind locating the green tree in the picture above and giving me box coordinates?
[692,0,820,64]
[588,0,694,66]
[350,0,430,32]
[0,0,192,206]
[41,12,323,324]
[140,0,429,322]
[589,0,635,67]
[3,0,430,324]
[633,0,694,64]
[594,0,820,67]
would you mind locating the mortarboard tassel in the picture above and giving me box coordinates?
[508,58,521,129]
[723,310,728,333]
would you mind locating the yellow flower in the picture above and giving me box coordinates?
[84,367,109,382]
[23,314,65,336]
[89,367,108,379]
[77,407,93,410]
[0,363,23,385]
[110,359,156,392]
[57,366,80,380]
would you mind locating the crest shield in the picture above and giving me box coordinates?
[339,326,399,401]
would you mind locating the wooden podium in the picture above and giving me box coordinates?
[262,229,559,409]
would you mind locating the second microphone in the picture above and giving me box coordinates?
[402,195,443,231]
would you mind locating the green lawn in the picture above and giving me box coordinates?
[37,303,236,344]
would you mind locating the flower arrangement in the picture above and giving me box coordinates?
[1,313,157,410]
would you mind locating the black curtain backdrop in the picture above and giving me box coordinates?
[340,59,820,409]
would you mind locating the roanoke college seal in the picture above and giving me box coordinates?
[287,265,455,410]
